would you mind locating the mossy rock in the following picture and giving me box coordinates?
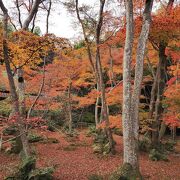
[28,134,44,143]
[28,167,54,180]
[110,163,142,180]
[88,174,103,180]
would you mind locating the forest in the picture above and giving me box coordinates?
[0,0,179,179]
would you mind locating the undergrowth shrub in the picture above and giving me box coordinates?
[149,149,168,161]
[5,156,54,180]
[28,133,44,143]
[139,136,176,162]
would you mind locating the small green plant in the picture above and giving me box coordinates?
[29,167,54,180]
[109,163,142,180]
[149,149,168,161]
[28,133,44,143]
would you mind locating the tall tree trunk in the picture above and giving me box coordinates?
[122,0,136,168]
[122,0,153,174]
[0,0,30,158]
[129,0,153,171]
[17,0,41,117]
[95,0,114,153]
[96,46,114,153]
[131,0,153,139]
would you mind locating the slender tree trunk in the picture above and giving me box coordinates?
[17,68,26,116]
[17,0,41,118]
[148,70,158,119]
[0,1,30,158]
[94,0,114,153]
[108,46,116,88]
[95,85,100,126]
[96,46,114,153]
[152,42,167,146]
[46,0,52,34]
[131,0,153,135]
[68,81,73,133]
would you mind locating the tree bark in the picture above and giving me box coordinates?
[95,0,115,153]
[22,0,41,30]
[131,0,153,140]
[17,68,26,116]
[0,0,30,158]
[46,0,52,34]
[17,0,41,117]
[108,46,116,88]
[122,0,153,173]
[152,42,167,145]
[122,0,135,167]
[68,81,73,133]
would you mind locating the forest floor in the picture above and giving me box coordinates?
[0,129,180,180]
